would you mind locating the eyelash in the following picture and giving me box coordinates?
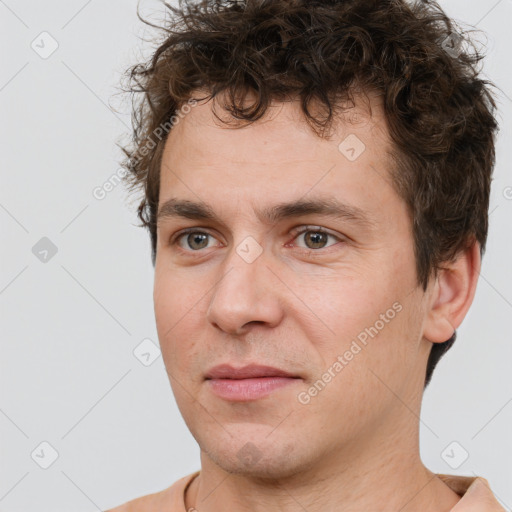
[170,226,344,254]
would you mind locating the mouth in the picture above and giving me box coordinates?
[205,364,302,401]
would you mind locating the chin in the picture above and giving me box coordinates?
[201,435,311,480]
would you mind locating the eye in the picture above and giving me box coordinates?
[291,227,342,250]
[174,230,219,251]
[171,227,343,253]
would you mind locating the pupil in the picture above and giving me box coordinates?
[306,232,327,249]
[188,233,208,249]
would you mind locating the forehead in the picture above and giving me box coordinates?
[165,89,390,166]
[158,89,398,223]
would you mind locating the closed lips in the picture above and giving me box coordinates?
[205,364,300,380]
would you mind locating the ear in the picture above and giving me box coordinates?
[423,240,481,344]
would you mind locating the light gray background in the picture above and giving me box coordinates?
[0,1,511,510]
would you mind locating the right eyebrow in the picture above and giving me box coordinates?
[157,198,218,225]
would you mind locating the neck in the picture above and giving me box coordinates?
[185,414,461,512]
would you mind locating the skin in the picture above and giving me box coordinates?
[153,89,481,512]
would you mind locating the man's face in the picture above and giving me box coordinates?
[154,91,432,478]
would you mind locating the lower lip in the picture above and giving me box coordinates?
[206,377,299,401]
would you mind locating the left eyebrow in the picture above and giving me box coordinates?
[259,197,378,229]
[156,197,378,230]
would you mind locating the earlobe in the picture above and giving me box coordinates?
[423,241,481,344]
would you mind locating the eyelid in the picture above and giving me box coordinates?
[288,225,344,244]
[289,225,338,236]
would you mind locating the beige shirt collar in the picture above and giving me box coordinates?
[106,471,505,511]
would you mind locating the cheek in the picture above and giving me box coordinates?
[301,274,386,341]
[303,262,418,379]
[293,303,414,440]
[332,292,422,401]
[153,268,201,368]
[153,263,202,332]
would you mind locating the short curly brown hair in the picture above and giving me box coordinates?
[117,0,499,388]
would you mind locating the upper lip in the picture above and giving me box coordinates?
[205,364,299,380]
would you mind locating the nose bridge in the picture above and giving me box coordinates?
[206,241,282,333]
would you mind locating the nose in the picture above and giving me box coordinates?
[206,244,284,335]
